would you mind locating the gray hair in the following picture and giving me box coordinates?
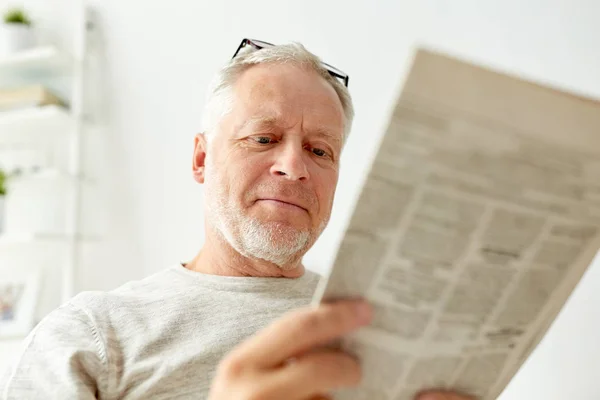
[201,42,354,143]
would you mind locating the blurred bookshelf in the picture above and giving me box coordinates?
[0,46,73,81]
[0,5,95,341]
[0,104,73,145]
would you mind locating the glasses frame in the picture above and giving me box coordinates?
[232,38,350,88]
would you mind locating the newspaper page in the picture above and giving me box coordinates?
[312,48,600,400]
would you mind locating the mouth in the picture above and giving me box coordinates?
[256,199,308,213]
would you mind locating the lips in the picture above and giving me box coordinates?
[251,184,316,214]
[257,198,309,213]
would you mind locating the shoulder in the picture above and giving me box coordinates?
[1,299,110,398]
[69,265,180,311]
[18,272,161,354]
[26,266,183,344]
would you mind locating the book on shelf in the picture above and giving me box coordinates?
[0,85,66,112]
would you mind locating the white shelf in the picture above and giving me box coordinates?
[0,232,72,245]
[0,46,73,81]
[9,169,84,183]
[0,105,73,146]
[0,232,96,246]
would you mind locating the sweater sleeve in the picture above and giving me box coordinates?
[0,302,109,400]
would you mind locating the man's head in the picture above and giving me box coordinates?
[193,41,354,268]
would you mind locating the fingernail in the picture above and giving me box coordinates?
[356,301,373,324]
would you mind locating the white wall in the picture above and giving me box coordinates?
[3,0,600,397]
[87,0,600,279]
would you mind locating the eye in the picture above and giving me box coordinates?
[312,148,327,157]
[306,145,332,159]
[253,136,274,144]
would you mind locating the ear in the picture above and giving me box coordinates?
[192,133,208,184]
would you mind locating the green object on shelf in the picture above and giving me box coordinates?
[0,169,6,196]
[3,8,32,26]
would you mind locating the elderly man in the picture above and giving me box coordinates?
[1,39,474,400]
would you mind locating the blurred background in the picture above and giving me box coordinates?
[0,0,599,398]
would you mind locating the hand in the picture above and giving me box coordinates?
[416,390,477,400]
[207,299,373,400]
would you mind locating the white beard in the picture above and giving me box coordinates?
[203,156,314,267]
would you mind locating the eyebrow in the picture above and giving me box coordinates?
[238,116,279,132]
[239,116,342,145]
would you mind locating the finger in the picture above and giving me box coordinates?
[270,350,362,399]
[309,395,332,400]
[231,299,372,368]
[415,390,477,400]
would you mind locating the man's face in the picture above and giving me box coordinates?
[196,63,345,267]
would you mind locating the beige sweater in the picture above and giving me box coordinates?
[1,264,320,399]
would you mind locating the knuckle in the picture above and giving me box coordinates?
[245,378,289,400]
[332,353,362,385]
[296,309,328,332]
[217,353,247,380]
[214,356,278,400]
[304,352,362,389]
[295,303,349,333]
[245,387,270,400]
[320,303,351,328]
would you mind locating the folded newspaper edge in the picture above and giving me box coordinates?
[312,46,600,400]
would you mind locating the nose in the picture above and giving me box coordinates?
[270,141,309,181]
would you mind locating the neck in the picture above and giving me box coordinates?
[185,225,305,278]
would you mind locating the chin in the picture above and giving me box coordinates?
[239,220,313,265]
[264,218,308,231]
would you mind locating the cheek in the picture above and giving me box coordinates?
[228,153,270,196]
[313,169,338,212]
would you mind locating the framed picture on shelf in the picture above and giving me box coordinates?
[0,269,40,338]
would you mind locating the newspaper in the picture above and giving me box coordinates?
[312,48,600,400]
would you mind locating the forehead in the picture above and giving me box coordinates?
[230,63,345,137]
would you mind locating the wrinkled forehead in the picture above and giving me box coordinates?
[229,63,345,139]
